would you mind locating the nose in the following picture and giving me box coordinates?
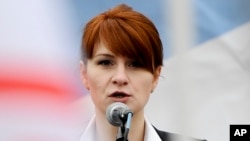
[112,65,129,86]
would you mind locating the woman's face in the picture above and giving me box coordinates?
[80,42,161,115]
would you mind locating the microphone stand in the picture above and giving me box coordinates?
[116,112,133,141]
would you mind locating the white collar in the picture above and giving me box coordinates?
[79,115,162,141]
[79,116,96,141]
[144,116,162,141]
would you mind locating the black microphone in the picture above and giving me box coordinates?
[106,102,131,127]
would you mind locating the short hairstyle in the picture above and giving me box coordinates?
[81,4,163,74]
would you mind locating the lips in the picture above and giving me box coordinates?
[109,91,130,98]
[109,91,130,102]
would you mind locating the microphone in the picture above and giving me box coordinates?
[106,102,132,127]
[106,102,133,141]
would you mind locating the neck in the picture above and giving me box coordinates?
[95,108,145,141]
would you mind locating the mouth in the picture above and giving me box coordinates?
[109,91,131,99]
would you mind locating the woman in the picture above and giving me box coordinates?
[79,3,206,141]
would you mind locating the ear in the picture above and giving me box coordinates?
[80,60,90,90]
[151,66,162,93]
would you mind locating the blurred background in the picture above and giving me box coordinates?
[0,0,249,141]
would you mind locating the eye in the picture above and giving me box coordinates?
[97,60,113,66]
[128,60,142,68]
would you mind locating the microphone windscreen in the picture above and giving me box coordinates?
[106,102,129,127]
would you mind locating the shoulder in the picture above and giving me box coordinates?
[153,126,207,141]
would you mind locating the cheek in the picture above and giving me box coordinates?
[87,74,100,91]
[86,70,108,92]
[129,74,154,112]
[140,76,155,92]
[132,73,155,97]
[86,72,104,103]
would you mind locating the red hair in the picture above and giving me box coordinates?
[82,4,163,74]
